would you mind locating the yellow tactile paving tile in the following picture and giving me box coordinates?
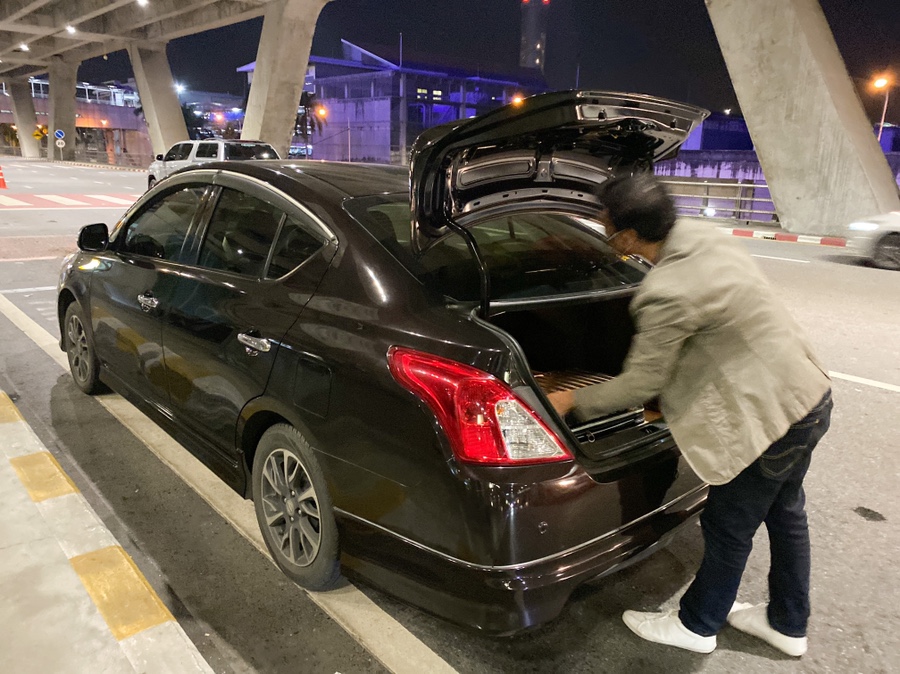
[10,451,79,502]
[70,546,174,641]
[0,391,25,424]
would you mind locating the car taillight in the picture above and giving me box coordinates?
[388,347,572,466]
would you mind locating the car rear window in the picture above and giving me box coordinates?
[344,193,647,302]
[223,143,278,160]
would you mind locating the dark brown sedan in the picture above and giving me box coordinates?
[58,90,709,634]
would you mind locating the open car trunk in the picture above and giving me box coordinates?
[487,294,669,466]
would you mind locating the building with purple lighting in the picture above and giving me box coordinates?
[238,40,546,164]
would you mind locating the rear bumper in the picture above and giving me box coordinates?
[336,482,707,635]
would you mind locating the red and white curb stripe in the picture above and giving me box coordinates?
[718,227,847,248]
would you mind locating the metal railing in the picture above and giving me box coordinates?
[0,145,151,168]
[659,178,778,225]
[72,148,152,169]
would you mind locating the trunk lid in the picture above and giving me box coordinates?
[409,90,709,254]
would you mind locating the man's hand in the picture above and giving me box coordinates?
[547,389,576,416]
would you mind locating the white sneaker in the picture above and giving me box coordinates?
[727,602,808,657]
[622,609,717,654]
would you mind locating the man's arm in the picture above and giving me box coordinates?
[569,290,699,419]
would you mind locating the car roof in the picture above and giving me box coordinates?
[182,160,409,198]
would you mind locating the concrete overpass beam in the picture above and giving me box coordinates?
[242,0,331,158]
[47,56,77,161]
[706,0,900,235]
[127,43,188,156]
[4,80,42,158]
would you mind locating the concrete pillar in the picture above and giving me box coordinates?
[4,80,42,159]
[48,57,78,161]
[242,0,332,158]
[128,44,189,157]
[705,0,900,235]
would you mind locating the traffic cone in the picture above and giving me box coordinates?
[0,166,6,189]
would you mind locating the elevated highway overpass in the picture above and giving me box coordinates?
[1,0,898,235]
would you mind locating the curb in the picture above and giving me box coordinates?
[717,226,847,248]
[0,390,213,673]
[48,160,147,173]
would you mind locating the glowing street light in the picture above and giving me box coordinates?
[873,75,893,142]
[511,94,525,106]
[315,106,328,118]
[175,83,185,94]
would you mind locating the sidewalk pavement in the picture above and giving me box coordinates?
[0,390,214,674]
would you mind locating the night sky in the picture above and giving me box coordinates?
[78,0,899,122]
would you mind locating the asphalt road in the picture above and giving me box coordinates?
[1,160,898,674]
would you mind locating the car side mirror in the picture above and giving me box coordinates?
[78,223,109,252]
[156,154,164,161]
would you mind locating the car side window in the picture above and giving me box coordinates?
[197,187,284,278]
[196,143,218,159]
[120,186,206,260]
[266,212,327,279]
[164,143,192,161]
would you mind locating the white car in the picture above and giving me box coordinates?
[147,139,279,189]
[846,211,900,270]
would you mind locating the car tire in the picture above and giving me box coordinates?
[147,176,157,190]
[64,302,102,394]
[252,423,341,591]
[873,233,900,271]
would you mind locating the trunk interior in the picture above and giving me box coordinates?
[488,294,667,464]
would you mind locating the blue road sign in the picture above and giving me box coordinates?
[54,129,65,139]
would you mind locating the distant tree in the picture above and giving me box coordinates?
[0,123,20,147]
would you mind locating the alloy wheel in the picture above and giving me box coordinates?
[259,449,321,567]
[66,313,91,385]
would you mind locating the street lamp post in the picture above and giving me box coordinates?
[873,76,891,142]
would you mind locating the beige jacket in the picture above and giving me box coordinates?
[573,218,831,485]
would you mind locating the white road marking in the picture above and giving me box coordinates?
[84,194,134,205]
[0,195,31,207]
[0,206,123,211]
[0,293,459,674]
[35,195,91,206]
[751,254,810,264]
[830,371,900,394]
[0,285,56,294]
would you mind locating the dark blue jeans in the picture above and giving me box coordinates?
[679,390,833,638]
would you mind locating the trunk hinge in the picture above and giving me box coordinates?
[445,219,491,318]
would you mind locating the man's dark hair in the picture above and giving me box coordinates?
[596,173,677,242]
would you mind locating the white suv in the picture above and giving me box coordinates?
[147,139,280,189]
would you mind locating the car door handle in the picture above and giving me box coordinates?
[137,292,159,311]
[237,332,271,354]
